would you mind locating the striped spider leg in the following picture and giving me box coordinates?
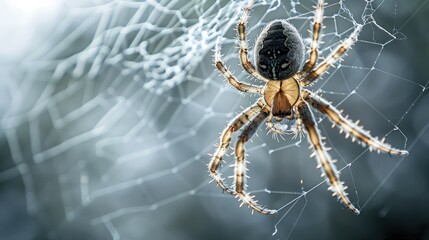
[304,90,408,156]
[300,24,363,86]
[208,98,265,195]
[237,0,268,83]
[234,108,277,214]
[214,42,263,95]
[299,0,325,76]
[297,101,360,214]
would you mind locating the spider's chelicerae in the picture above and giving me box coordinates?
[209,0,408,215]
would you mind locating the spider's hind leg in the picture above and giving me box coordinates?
[234,108,277,215]
[209,99,265,195]
[298,101,360,214]
[304,90,408,156]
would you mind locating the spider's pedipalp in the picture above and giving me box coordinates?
[305,90,409,156]
[209,99,265,195]
[298,101,360,214]
[265,113,287,136]
[234,108,277,215]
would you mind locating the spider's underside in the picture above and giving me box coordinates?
[209,0,408,215]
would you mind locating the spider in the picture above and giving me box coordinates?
[208,0,408,215]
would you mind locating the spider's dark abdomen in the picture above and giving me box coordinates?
[255,20,304,80]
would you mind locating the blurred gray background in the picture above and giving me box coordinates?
[0,0,428,239]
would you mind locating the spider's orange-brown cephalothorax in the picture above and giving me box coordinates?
[209,0,408,215]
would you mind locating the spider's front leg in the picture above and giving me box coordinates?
[209,99,265,195]
[237,0,268,83]
[299,0,325,77]
[298,101,360,214]
[234,107,277,214]
[301,24,362,86]
[304,90,408,156]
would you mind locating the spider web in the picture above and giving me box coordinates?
[1,0,428,239]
